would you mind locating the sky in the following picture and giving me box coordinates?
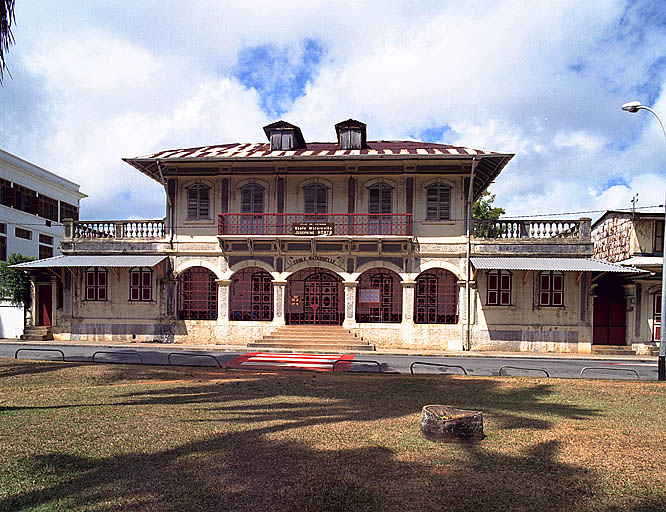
[2,0,666,221]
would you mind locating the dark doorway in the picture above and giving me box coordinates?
[38,283,52,327]
[593,275,626,345]
[287,268,343,325]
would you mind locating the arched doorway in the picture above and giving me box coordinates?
[178,267,217,320]
[286,267,343,325]
[593,274,626,345]
[356,268,402,323]
[415,268,459,324]
[229,267,273,321]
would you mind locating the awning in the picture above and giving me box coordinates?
[13,255,168,269]
[470,257,642,273]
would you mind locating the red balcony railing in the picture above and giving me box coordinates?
[218,213,412,236]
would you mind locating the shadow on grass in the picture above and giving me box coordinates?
[5,365,645,511]
[2,431,602,512]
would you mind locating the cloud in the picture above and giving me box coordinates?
[2,0,666,224]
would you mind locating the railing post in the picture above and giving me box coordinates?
[63,219,73,241]
[114,221,124,239]
[580,217,591,240]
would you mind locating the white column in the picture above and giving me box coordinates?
[401,280,415,326]
[342,281,357,328]
[216,279,230,324]
[29,277,37,327]
[272,280,287,326]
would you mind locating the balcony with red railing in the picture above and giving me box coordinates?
[218,213,412,236]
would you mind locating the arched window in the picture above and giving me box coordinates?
[356,269,402,323]
[129,267,152,301]
[304,183,328,222]
[486,270,512,306]
[240,183,265,234]
[229,267,273,321]
[187,184,210,220]
[426,183,451,221]
[415,269,458,324]
[368,183,392,234]
[178,267,217,320]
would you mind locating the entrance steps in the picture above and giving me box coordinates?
[21,326,54,341]
[248,325,375,352]
[591,345,636,356]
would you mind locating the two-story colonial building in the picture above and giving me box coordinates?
[16,120,632,352]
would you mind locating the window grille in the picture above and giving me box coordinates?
[187,184,210,220]
[538,271,564,306]
[178,267,217,320]
[286,268,343,325]
[60,201,79,222]
[38,195,58,221]
[368,183,392,234]
[229,267,273,321]
[426,183,451,221]
[39,245,53,260]
[85,268,107,301]
[356,269,402,323]
[129,267,152,301]
[415,269,458,324]
[240,184,265,234]
[487,270,512,305]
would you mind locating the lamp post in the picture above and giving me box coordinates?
[622,100,666,381]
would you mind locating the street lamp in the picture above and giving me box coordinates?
[622,100,666,381]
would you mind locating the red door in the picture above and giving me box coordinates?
[593,276,625,345]
[38,284,52,327]
[287,268,343,325]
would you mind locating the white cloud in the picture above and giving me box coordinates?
[2,0,666,223]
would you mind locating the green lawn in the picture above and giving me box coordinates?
[1,359,665,511]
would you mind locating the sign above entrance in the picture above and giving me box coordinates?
[293,222,334,236]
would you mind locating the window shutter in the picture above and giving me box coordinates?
[439,185,450,220]
[188,186,198,219]
[241,185,252,213]
[426,186,439,220]
[198,186,209,219]
[252,184,264,213]
[369,186,380,214]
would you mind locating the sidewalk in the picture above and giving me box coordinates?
[1,338,658,362]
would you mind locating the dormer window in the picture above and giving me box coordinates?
[263,121,306,151]
[335,119,367,150]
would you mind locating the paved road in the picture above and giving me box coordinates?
[1,342,658,381]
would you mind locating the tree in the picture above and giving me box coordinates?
[1,0,16,83]
[0,253,34,314]
[472,190,505,220]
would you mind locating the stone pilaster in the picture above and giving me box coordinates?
[29,277,37,327]
[216,279,230,324]
[623,283,637,346]
[401,280,415,326]
[51,276,58,327]
[342,281,357,328]
[272,280,287,326]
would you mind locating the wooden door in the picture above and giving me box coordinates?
[38,284,52,327]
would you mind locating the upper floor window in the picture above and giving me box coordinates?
[130,267,152,301]
[15,227,32,240]
[368,183,392,234]
[86,268,107,301]
[60,201,79,222]
[654,220,664,256]
[0,179,11,207]
[38,194,59,222]
[14,185,38,215]
[487,270,512,305]
[187,184,210,220]
[304,183,328,215]
[241,184,265,214]
[538,271,564,306]
[426,183,451,221]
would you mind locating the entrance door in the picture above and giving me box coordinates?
[38,284,52,327]
[287,268,343,325]
[593,276,626,345]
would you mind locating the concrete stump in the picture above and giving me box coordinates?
[420,405,483,442]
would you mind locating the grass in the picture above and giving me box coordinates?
[0,359,665,512]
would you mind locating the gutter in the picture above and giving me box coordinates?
[466,157,479,351]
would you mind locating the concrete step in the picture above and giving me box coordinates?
[21,326,54,341]
[260,335,360,342]
[248,342,375,351]
[591,346,636,355]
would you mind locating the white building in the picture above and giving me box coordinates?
[0,150,86,338]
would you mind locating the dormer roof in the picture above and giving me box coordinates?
[262,120,306,149]
[335,119,367,149]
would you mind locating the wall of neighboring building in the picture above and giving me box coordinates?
[592,214,633,262]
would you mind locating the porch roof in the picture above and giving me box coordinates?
[13,255,168,269]
[470,257,642,273]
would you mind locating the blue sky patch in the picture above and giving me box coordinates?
[601,176,629,190]
[412,124,453,142]
[234,39,324,117]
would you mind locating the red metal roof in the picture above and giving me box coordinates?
[135,140,501,160]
